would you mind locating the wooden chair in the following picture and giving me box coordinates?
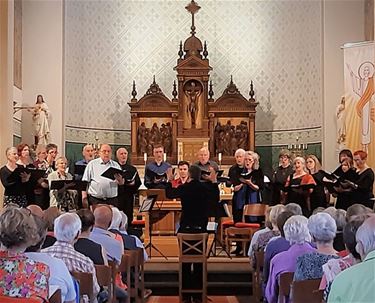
[252,250,265,302]
[119,249,144,303]
[178,233,208,303]
[49,288,62,303]
[95,264,113,303]
[108,260,119,302]
[70,271,94,303]
[291,279,323,303]
[225,227,254,256]
[278,272,294,303]
[225,203,268,256]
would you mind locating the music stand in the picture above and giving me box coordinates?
[207,199,232,259]
[139,192,168,260]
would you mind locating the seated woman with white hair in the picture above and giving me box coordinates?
[250,204,285,266]
[294,213,339,281]
[109,207,148,261]
[265,215,315,303]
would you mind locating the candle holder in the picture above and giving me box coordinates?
[286,137,308,157]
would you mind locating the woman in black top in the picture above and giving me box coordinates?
[334,159,358,210]
[306,155,328,210]
[353,150,374,208]
[333,149,353,177]
[75,209,106,265]
[0,147,30,207]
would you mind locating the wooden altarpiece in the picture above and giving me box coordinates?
[128,0,258,165]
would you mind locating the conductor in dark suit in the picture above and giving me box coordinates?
[165,165,219,303]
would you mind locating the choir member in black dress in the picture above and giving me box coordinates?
[272,149,293,205]
[227,148,246,225]
[353,150,374,208]
[16,143,37,204]
[334,159,358,210]
[0,147,31,207]
[333,149,353,177]
[306,154,328,210]
[284,156,316,216]
[116,147,141,226]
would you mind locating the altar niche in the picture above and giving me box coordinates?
[128,0,258,165]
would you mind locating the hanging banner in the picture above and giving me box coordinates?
[343,42,375,167]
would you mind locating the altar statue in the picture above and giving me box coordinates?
[31,94,51,146]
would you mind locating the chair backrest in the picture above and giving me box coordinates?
[291,279,323,303]
[226,227,253,237]
[0,297,43,303]
[278,272,294,297]
[70,271,94,302]
[95,264,112,303]
[177,233,208,257]
[242,203,268,220]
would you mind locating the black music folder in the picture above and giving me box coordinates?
[50,180,88,191]
[101,167,124,180]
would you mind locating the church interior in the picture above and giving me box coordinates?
[0,0,375,302]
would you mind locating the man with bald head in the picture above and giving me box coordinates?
[82,144,124,207]
[116,147,141,226]
[27,204,44,218]
[89,205,124,263]
[195,147,219,177]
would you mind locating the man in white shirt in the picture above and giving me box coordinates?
[82,144,124,207]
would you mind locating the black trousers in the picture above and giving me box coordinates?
[88,195,118,207]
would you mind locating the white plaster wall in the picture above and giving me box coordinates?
[323,0,365,170]
[22,0,64,152]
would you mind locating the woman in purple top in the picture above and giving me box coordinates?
[265,215,315,303]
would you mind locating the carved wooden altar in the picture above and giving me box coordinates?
[128,0,258,165]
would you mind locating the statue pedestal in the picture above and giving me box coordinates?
[177,137,209,163]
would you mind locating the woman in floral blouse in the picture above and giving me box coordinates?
[0,204,49,302]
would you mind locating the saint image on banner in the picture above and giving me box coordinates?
[347,61,375,152]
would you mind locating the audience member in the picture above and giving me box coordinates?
[248,206,272,258]
[82,144,124,207]
[27,204,44,218]
[116,147,141,225]
[75,209,107,265]
[0,205,49,301]
[251,204,285,256]
[328,216,375,302]
[294,213,338,281]
[144,144,172,189]
[324,208,347,252]
[42,212,100,296]
[346,203,371,221]
[90,205,124,263]
[265,215,314,303]
[109,207,147,260]
[284,202,303,216]
[0,147,30,207]
[41,206,60,248]
[26,215,76,303]
[262,210,294,288]
[321,215,369,300]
